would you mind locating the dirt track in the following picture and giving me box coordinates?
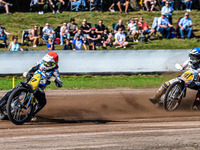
[1,88,200,149]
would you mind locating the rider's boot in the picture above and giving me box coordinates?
[192,91,200,110]
[149,86,166,104]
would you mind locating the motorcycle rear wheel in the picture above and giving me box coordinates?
[163,81,183,111]
[7,87,34,125]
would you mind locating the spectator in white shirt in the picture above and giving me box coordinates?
[42,23,55,44]
[127,18,139,42]
[60,22,70,45]
[113,27,128,49]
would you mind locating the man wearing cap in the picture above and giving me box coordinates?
[87,27,101,50]
[179,13,193,39]
[158,13,173,39]
[72,34,87,50]
[67,18,79,36]
[0,22,11,48]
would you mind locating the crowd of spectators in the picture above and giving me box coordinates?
[0,0,197,51]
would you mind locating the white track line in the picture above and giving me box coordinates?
[1,128,200,141]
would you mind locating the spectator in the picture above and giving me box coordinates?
[69,0,81,12]
[113,27,128,49]
[138,17,153,37]
[179,12,193,39]
[118,0,130,14]
[158,13,173,39]
[127,18,139,42]
[47,38,55,51]
[29,25,39,47]
[0,0,12,15]
[0,22,11,48]
[101,27,113,49]
[60,22,70,45]
[80,19,91,39]
[161,1,174,24]
[162,0,174,8]
[62,39,72,50]
[42,23,55,44]
[185,0,194,12]
[37,0,45,14]
[114,19,126,34]
[8,35,23,51]
[108,0,130,14]
[74,29,86,43]
[67,18,79,36]
[72,34,87,50]
[48,0,65,14]
[144,0,156,12]
[96,20,105,35]
[87,27,101,50]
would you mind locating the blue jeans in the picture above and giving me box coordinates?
[0,34,6,45]
[42,34,55,44]
[60,33,70,44]
[144,29,152,34]
[162,1,174,8]
[158,27,172,38]
[79,0,86,7]
[71,1,81,11]
[185,1,193,9]
[180,27,193,38]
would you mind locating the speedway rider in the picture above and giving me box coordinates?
[0,52,63,119]
[149,47,200,110]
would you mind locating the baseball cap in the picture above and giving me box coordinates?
[185,12,189,16]
[91,27,95,31]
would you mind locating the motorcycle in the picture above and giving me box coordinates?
[163,67,199,111]
[0,70,55,125]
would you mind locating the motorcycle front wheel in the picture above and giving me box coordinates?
[163,81,184,111]
[6,87,34,125]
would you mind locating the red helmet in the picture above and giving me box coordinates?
[42,52,59,69]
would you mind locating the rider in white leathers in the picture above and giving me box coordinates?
[149,47,200,110]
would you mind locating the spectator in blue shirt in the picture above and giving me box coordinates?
[158,13,173,39]
[161,1,174,24]
[162,0,174,8]
[179,13,193,39]
[47,38,55,51]
[72,34,87,50]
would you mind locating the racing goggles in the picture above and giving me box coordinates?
[44,61,56,67]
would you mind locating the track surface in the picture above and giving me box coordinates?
[1,88,200,149]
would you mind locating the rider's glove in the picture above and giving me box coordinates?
[175,63,183,71]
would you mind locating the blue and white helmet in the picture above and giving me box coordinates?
[189,47,200,65]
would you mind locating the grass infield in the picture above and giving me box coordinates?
[0,74,179,90]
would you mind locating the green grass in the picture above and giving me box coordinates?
[0,74,179,90]
[0,10,199,51]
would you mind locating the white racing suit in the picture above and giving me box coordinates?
[0,60,63,115]
[150,58,200,108]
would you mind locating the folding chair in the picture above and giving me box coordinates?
[89,0,102,11]
[21,29,32,45]
[70,0,83,11]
